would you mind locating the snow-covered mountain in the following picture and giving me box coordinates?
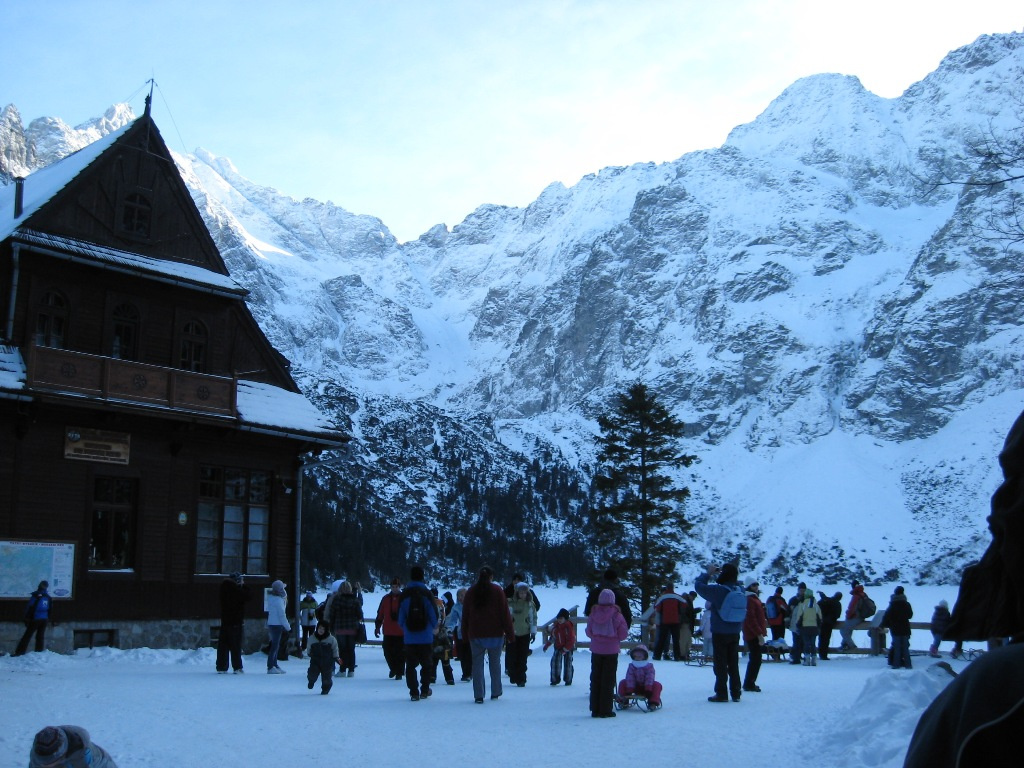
[4,32,1023,586]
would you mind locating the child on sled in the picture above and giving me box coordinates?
[617,643,662,709]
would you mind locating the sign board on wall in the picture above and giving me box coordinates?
[0,540,76,599]
[64,427,130,465]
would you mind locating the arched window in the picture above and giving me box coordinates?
[34,291,68,348]
[180,320,207,372]
[121,192,152,238]
[112,303,140,360]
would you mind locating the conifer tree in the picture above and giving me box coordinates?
[592,381,696,611]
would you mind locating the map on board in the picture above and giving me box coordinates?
[0,540,76,599]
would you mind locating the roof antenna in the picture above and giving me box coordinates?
[144,79,154,117]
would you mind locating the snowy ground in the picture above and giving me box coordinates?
[1,584,972,768]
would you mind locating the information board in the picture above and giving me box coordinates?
[0,540,76,599]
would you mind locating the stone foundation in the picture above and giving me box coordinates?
[2,618,269,656]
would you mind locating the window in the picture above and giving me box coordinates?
[195,466,270,575]
[111,303,140,360]
[121,192,151,238]
[34,291,68,348]
[90,477,136,569]
[179,320,207,372]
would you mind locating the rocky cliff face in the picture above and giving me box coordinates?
[4,33,1023,586]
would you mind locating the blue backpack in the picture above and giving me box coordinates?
[719,586,748,623]
[765,598,778,620]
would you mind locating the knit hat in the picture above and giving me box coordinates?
[630,644,650,661]
[894,585,905,595]
[746,582,760,593]
[598,588,616,605]
[271,579,286,595]
[32,727,67,758]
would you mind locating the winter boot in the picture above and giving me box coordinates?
[802,657,810,666]
[810,652,817,666]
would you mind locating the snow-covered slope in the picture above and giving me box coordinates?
[3,32,1023,585]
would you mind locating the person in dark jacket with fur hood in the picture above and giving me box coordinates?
[905,408,1024,767]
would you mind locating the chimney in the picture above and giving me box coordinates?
[14,176,24,218]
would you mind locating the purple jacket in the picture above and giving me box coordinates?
[624,660,657,691]
[585,589,629,654]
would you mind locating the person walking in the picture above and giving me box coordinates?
[14,580,52,656]
[374,577,406,680]
[461,565,514,704]
[328,581,363,677]
[266,579,289,674]
[397,565,438,701]
[216,572,249,673]
[742,582,767,691]
[544,607,576,686]
[695,562,747,702]
[586,588,629,718]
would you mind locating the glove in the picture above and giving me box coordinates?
[530,634,536,643]
[374,629,380,638]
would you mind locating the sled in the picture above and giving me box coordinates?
[614,693,661,712]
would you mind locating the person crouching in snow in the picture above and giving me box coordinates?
[29,725,117,768]
[617,644,663,709]
[544,607,576,685]
[306,622,341,694]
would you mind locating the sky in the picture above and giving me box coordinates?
[5,2,1022,242]
[3,583,971,768]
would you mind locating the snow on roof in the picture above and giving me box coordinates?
[0,350,342,444]
[0,122,131,241]
[0,345,26,393]
[14,229,245,297]
[235,380,345,443]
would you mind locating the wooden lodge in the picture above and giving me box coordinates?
[0,101,346,653]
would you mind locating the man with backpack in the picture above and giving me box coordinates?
[839,581,871,650]
[695,562,747,703]
[398,565,438,701]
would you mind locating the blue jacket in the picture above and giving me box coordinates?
[398,581,438,644]
[26,589,51,621]
[694,573,743,634]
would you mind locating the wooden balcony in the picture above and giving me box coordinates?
[24,345,236,417]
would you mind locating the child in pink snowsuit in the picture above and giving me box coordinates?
[617,643,662,707]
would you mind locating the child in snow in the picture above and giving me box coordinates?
[929,599,951,657]
[543,607,576,685]
[617,643,663,709]
[29,725,117,768]
[306,622,341,694]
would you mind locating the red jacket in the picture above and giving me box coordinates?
[375,592,404,637]
[546,619,576,651]
[655,592,687,624]
[846,585,865,620]
[743,594,767,642]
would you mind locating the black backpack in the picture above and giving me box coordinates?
[859,594,877,619]
[405,588,429,632]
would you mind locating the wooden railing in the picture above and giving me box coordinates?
[25,344,236,416]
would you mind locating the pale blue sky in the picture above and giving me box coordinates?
[6,1,1022,241]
